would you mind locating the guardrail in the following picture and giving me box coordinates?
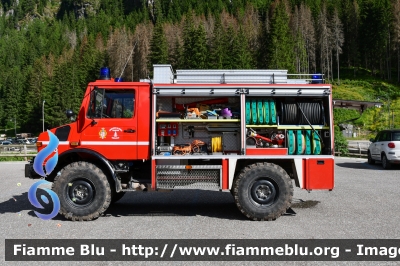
[0,144,37,160]
[335,141,370,158]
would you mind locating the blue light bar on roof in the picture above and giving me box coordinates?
[311,73,323,84]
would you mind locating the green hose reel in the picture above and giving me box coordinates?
[246,99,277,125]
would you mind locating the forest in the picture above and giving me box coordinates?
[0,0,399,135]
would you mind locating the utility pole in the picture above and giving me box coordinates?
[42,100,46,132]
[388,99,391,129]
[392,110,395,129]
[13,117,16,137]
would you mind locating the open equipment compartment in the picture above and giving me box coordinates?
[243,94,332,156]
[154,93,242,156]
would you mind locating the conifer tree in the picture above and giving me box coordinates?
[317,3,332,80]
[256,19,269,69]
[148,23,169,69]
[181,14,208,68]
[394,0,400,82]
[267,0,295,72]
[359,0,391,76]
[191,24,208,69]
[209,18,226,69]
[232,27,253,69]
[341,0,359,68]
[331,9,344,84]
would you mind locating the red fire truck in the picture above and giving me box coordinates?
[25,65,334,221]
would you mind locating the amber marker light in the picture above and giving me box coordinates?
[36,142,42,147]
[70,141,79,147]
[185,165,192,170]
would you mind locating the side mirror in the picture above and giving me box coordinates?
[65,110,76,121]
[369,138,375,143]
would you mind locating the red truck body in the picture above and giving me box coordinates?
[27,65,334,221]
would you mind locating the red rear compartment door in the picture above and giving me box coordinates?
[304,158,334,190]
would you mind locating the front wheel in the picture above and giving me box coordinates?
[233,162,293,221]
[52,161,111,221]
[367,151,375,165]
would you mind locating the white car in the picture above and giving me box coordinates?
[18,139,31,144]
[368,129,400,169]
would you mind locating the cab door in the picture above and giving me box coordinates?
[375,131,390,160]
[82,87,138,160]
[371,132,387,160]
[370,132,381,160]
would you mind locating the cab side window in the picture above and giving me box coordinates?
[377,132,389,142]
[382,132,390,141]
[88,88,135,119]
[375,132,382,142]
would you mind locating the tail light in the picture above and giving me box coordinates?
[388,142,395,148]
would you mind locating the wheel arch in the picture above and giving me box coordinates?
[233,159,296,188]
[381,151,388,160]
[47,148,120,192]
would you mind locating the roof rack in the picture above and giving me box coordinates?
[153,64,324,84]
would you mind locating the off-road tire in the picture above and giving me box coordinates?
[367,151,375,165]
[52,161,111,221]
[382,154,391,170]
[233,162,293,221]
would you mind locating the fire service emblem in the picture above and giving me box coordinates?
[99,128,107,139]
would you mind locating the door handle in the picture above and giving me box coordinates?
[124,129,136,133]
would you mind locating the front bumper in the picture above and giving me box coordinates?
[25,157,41,179]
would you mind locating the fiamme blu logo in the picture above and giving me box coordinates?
[28,130,60,220]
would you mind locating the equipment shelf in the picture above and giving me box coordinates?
[245,125,329,130]
[156,119,240,123]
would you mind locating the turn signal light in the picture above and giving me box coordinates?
[185,165,192,170]
[388,142,395,148]
[70,141,79,147]
[36,142,42,147]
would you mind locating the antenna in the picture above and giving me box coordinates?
[119,39,138,79]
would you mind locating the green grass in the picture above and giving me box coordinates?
[332,67,400,134]
[0,156,32,161]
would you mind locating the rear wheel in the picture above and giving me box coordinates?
[367,151,375,165]
[52,161,111,221]
[233,162,293,221]
[382,154,391,169]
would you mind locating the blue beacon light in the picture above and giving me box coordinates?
[99,67,111,80]
[311,73,323,84]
